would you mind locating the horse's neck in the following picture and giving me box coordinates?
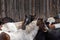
[25,20,38,33]
[24,20,39,40]
[15,21,23,29]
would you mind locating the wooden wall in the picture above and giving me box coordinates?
[0,0,60,21]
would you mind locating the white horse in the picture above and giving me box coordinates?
[47,17,55,24]
[0,20,39,40]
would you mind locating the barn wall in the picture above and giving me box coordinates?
[0,0,60,21]
[0,0,1,18]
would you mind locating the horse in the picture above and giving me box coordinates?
[0,17,15,30]
[22,14,36,30]
[34,18,46,40]
[34,17,60,40]
[47,17,56,24]
[46,17,60,29]
[45,17,60,40]
[0,17,15,29]
[0,16,36,40]
[2,17,15,24]
[0,20,38,40]
[0,17,15,40]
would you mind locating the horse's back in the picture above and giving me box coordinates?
[46,29,60,40]
[35,30,46,40]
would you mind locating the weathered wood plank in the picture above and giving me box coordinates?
[0,0,60,21]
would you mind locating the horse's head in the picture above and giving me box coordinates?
[37,18,47,32]
[2,17,15,24]
[22,14,36,30]
[24,14,35,25]
[47,17,55,24]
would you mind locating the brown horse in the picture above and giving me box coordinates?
[37,18,47,31]
[35,18,60,40]
[34,18,46,40]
